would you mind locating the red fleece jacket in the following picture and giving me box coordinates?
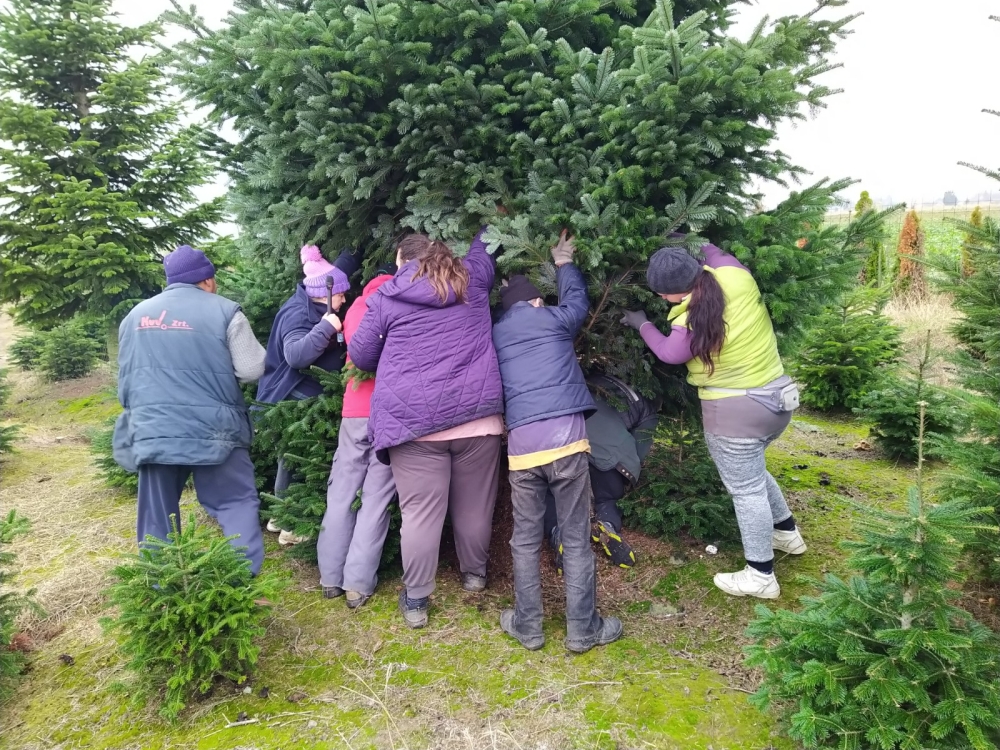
[342,274,393,418]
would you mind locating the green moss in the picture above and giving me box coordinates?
[58,390,121,424]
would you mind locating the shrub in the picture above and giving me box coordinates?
[89,419,138,494]
[0,510,40,698]
[894,209,928,299]
[792,289,902,411]
[101,513,283,721]
[37,324,102,381]
[620,414,738,542]
[961,205,983,277]
[855,191,888,287]
[746,410,1000,750]
[0,370,21,456]
[855,332,963,462]
[7,332,46,371]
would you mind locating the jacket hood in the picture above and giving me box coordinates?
[293,283,327,324]
[379,261,458,308]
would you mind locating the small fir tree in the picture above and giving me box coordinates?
[855,331,963,463]
[36,323,103,382]
[937,104,1000,575]
[0,510,40,698]
[0,370,22,457]
[90,419,138,494]
[102,514,283,721]
[962,205,984,277]
[792,288,902,411]
[746,406,1000,750]
[894,210,928,299]
[7,333,46,371]
[0,0,224,326]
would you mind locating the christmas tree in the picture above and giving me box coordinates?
[0,0,224,327]
[746,406,1000,750]
[855,191,889,287]
[961,205,984,278]
[167,0,877,395]
[894,210,928,300]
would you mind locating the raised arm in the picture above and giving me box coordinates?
[463,226,496,292]
[549,263,590,334]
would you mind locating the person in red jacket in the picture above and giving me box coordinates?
[316,268,398,608]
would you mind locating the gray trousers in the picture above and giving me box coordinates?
[316,418,397,595]
[137,447,264,575]
[509,452,602,643]
[704,430,792,563]
[388,435,501,599]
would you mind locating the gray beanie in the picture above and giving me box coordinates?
[646,247,703,295]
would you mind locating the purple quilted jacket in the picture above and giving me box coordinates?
[348,230,504,453]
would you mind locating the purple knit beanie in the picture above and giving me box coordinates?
[164,245,216,286]
[301,245,349,297]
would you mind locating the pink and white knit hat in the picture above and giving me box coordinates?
[301,245,349,297]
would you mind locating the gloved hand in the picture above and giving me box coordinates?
[620,310,649,330]
[550,229,575,266]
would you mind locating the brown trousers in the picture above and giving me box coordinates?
[388,435,501,599]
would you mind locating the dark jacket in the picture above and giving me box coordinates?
[586,374,659,484]
[114,284,251,471]
[492,263,595,430]
[348,228,504,452]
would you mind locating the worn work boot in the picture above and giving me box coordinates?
[500,609,545,651]
[713,566,780,599]
[322,585,344,599]
[461,573,487,593]
[565,616,624,654]
[398,589,429,629]
[592,521,636,568]
[772,527,807,555]
[345,590,371,610]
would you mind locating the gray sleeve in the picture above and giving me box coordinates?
[226,311,267,383]
[282,320,335,370]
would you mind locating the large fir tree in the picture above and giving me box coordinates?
[167,0,878,394]
[0,0,224,327]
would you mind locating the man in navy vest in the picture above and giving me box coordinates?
[114,245,268,574]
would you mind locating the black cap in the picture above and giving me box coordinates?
[500,275,543,312]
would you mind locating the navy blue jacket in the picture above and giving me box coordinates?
[492,263,596,430]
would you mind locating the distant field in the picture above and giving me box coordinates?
[826,203,999,267]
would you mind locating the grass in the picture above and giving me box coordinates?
[0,313,928,749]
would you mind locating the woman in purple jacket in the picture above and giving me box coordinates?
[349,229,504,628]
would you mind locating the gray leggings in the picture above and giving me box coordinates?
[704,430,792,563]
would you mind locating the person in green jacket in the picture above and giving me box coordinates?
[621,243,805,600]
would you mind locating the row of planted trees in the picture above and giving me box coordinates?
[1,0,1000,744]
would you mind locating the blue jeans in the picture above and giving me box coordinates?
[509,451,601,645]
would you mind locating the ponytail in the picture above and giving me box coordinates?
[686,270,727,376]
[397,234,470,303]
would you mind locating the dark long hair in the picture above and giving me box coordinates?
[686,270,727,375]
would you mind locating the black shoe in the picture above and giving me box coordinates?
[592,521,636,568]
[500,609,545,651]
[398,589,429,629]
[565,616,623,654]
[323,585,344,599]
[550,527,564,577]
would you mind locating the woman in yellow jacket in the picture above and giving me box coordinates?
[621,244,805,600]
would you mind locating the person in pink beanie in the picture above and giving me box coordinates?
[257,243,363,544]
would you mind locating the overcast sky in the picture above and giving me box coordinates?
[115,0,1000,210]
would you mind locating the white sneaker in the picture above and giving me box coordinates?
[773,527,807,555]
[266,519,281,533]
[713,566,780,599]
[278,529,309,546]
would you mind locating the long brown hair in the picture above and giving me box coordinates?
[397,234,469,303]
[686,270,727,375]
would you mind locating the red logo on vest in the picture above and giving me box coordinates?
[137,310,194,331]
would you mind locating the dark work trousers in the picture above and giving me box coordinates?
[510,451,602,644]
[388,435,501,599]
[543,464,628,538]
[137,447,265,575]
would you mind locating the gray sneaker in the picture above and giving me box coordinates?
[322,585,344,599]
[398,589,429,629]
[500,609,545,651]
[461,572,487,592]
[565,616,623,654]
[345,590,371,609]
